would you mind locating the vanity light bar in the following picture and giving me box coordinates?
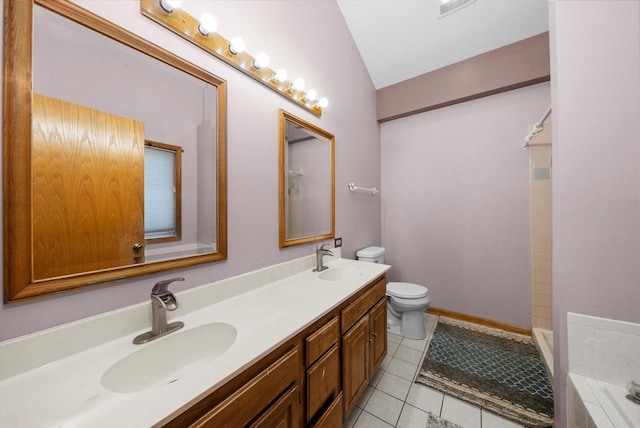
[140,0,326,116]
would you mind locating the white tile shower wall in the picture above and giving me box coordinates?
[567,312,640,385]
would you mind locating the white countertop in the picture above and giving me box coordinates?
[0,255,390,427]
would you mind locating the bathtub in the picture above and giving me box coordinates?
[604,383,640,428]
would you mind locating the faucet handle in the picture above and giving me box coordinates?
[627,381,640,399]
[316,243,333,257]
[152,277,185,295]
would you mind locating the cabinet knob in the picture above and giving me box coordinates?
[133,243,143,252]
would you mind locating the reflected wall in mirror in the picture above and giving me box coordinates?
[3,0,227,301]
[279,110,335,248]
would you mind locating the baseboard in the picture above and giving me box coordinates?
[427,307,532,336]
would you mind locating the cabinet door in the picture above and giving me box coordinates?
[250,385,299,428]
[369,299,387,375]
[342,315,369,416]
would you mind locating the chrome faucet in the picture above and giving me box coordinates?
[133,278,185,344]
[313,243,333,272]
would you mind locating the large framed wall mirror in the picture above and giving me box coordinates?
[3,0,228,301]
[279,110,335,248]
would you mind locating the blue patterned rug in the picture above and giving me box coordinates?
[416,317,554,427]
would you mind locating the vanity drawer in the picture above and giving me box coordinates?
[249,384,299,428]
[341,276,386,334]
[306,316,339,366]
[192,347,299,427]
[307,345,341,422]
[311,392,343,428]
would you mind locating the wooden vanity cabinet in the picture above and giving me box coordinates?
[341,276,387,417]
[163,273,387,428]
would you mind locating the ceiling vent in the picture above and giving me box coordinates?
[439,0,477,18]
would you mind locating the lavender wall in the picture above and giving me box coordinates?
[377,32,550,122]
[0,0,381,341]
[381,82,551,328]
[549,2,640,426]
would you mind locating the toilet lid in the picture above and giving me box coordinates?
[387,282,429,299]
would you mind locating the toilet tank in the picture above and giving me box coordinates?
[356,246,385,264]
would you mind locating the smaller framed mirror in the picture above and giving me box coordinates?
[279,110,335,248]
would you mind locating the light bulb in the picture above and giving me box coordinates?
[273,69,288,83]
[305,89,317,102]
[253,52,269,69]
[229,37,245,55]
[318,97,328,108]
[159,0,182,13]
[291,78,305,92]
[198,13,217,36]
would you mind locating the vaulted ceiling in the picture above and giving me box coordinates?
[336,0,549,89]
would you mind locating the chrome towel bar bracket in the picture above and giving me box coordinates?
[348,182,379,195]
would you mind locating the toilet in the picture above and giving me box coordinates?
[356,246,430,340]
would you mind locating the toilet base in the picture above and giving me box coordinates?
[387,323,402,336]
[400,309,427,340]
[387,307,427,340]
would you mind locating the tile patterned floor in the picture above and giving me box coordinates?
[343,313,525,428]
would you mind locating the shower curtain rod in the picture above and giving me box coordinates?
[523,105,552,149]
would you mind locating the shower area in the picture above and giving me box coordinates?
[525,107,553,380]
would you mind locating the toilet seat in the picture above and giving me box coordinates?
[386,282,429,299]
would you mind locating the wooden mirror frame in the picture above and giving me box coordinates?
[278,110,335,248]
[3,0,227,301]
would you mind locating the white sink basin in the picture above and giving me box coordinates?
[102,322,236,393]
[318,266,363,282]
